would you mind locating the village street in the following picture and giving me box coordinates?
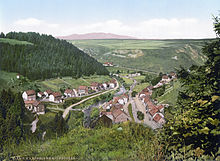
[62,79,119,118]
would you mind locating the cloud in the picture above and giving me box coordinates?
[6,17,216,38]
[15,18,42,26]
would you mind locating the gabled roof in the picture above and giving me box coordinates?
[78,86,87,90]
[153,113,162,122]
[169,71,176,76]
[149,107,159,116]
[64,89,73,94]
[45,89,53,94]
[144,96,150,103]
[157,104,164,111]
[25,100,41,106]
[26,90,36,96]
[52,92,62,98]
[112,109,124,118]
[38,92,45,96]
[91,82,99,87]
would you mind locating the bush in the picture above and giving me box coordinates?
[137,111,144,120]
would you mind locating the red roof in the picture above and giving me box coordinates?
[144,96,150,103]
[112,109,124,118]
[91,82,99,87]
[78,86,87,90]
[25,100,40,106]
[157,104,164,111]
[52,92,62,98]
[153,113,162,122]
[45,89,53,94]
[169,72,176,76]
[149,107,159,116]
[38,92,44,95]
[26,90,36,96]
[64,89,73,94]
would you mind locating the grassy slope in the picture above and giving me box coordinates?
[0,38,33,45]
[0,70,111,92]
[7,123,162,160]
[70,39,211,73]
[157,80,181,106]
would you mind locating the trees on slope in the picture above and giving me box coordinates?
[163,15,220,160]
[0,32,109,80]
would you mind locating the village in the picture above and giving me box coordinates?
[22,69,177,129]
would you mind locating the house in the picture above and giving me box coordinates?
[149,106,159,117]
[49,92,62,103]
[157,104,164,113]
[37,92,46,98]
[22,90,36,101]
[103,101,113,111]
[102,82,109,90]
[78,86,88,96]
[153,113,165,124]
[109,79,117,89]
[169,72,176,79]
[64,89,75,97]
[24,100,45,115]
[112,109,129,123]
[90,82,100,91]
[44,89,53,98]
[103,62,113,66]
[118,94,128,105]
[161,75,171,83]
[153,82,163,89]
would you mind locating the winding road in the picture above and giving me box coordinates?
[62,79,119,118]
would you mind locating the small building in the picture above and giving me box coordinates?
[37,92,46,98]
[109,79,117,89]
[44,89,53,98]
[112,109,129,123]
[49,92,62,103]
[24,100,45,115]
[64,89,75,98]
[102,82,109,90]
[103,62,113,66]
[78,86,88,96]
[22,90,36,101]
[153,113,165,124]
[90,82,100,91]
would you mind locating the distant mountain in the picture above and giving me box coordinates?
[57,33,137,40]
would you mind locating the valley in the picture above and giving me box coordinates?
[71,39,211,73]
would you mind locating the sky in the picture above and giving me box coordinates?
[0,0,219,39]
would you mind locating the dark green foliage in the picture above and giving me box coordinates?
[54,112,68,136]
[90,108,100,121]
[0,89,33,149]
[151,85,166,99]
[137,111,144,120]
[131,91,138,97]
[0,32,109,80]
[163,15,220,160]
[151,75,162,86]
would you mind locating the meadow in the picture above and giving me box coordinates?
[0,38,33,45]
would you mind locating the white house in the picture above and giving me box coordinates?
[44,89,53,98]
[49,92,62,103]
[22,90,36,101]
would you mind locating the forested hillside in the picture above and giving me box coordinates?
[0,32,109,80]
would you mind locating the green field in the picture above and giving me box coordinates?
[0,38,33,45]
[70,39,212,73]
[0,70,112,92]
[37,75,112,91]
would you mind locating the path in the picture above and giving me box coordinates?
[62,79,119,118]
[31,117,39,133]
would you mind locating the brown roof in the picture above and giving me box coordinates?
[91,82,99,87]
[110,79,116,83]
[78,86,87,90]
[113,104,123,109]
[25,100,41,106]
[26,90,36,96]
[38,92,44,96]
[112,109,124,118]
[113,97,120,104]
[52,92,62,98]
[45,89,53,94]
[169,72,176,76]
[162,75,169,79]
[149,107,159,116]
[64,89,73,94]
[157,104,164,111]
[153,113,162,122]
[144,96,150,103]
[101,111,112,116]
